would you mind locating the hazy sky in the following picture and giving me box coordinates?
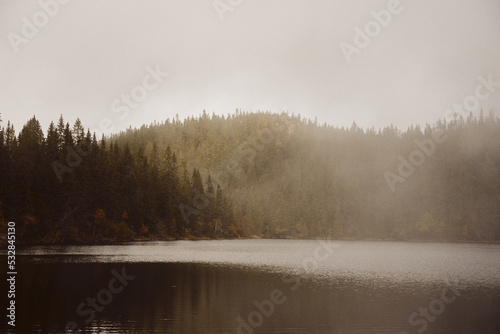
[1,0,499,135]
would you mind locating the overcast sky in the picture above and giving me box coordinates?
[1,0,499,135]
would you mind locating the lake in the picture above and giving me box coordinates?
[2,240,500,333]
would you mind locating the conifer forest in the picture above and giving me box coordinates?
[1,110,499,243]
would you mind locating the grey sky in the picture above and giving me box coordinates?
[1,0,499,135]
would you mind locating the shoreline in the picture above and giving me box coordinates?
[5,236,500,247]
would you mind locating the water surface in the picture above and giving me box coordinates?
[2,240,500,333]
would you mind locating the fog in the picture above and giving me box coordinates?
[1,0,499,133]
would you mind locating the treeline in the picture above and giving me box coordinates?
[1,110,500,243]
[0,115,235,243]
[112,109,500,242]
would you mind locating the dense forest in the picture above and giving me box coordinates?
[1,110,499,243]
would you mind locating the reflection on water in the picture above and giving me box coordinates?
[2,240,500,333]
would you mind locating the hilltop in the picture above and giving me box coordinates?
[1,110,499,243]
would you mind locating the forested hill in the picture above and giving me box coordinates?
[1,110,500,243]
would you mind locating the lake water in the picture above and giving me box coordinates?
[2,240,500,333]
